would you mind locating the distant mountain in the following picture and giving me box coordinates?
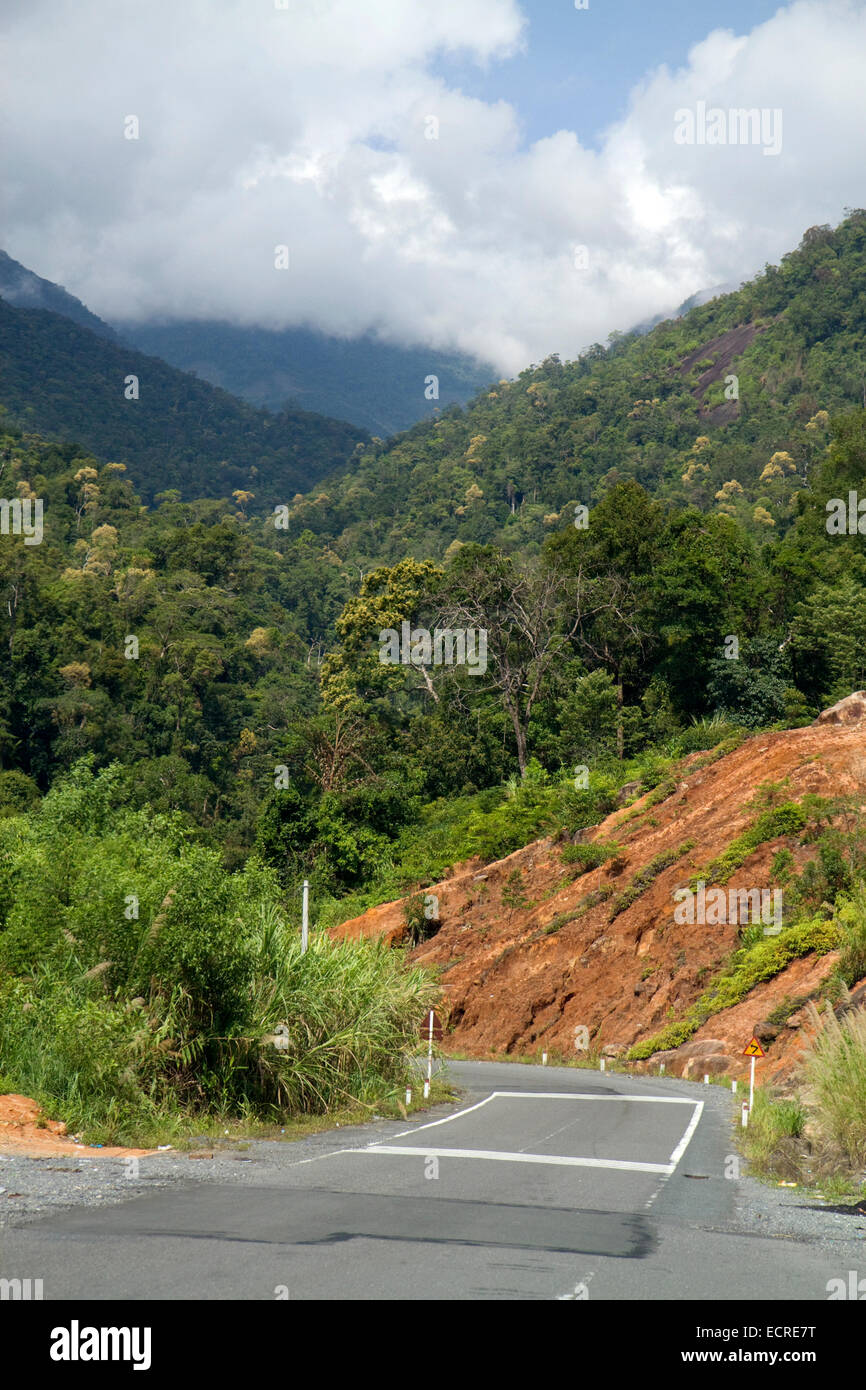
[0,293,366,505]
[114,319,496,437]
[0,251,116,340]
[285,215,866,562]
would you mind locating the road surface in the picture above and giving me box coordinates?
[1,1061,861,1300]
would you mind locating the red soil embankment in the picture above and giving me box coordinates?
[333,714,866,1083]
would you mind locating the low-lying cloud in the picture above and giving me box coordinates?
[2,0,864,374]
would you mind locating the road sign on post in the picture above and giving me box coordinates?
[742,1036,764,1113]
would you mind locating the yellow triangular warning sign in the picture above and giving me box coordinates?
[743,1037,765,1057]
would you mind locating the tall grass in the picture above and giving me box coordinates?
[245,907,439,1114]
[0,919,439,1143]
[805,1006,866,1169]
[740,1088,805,1179]
[0,764,441,1143]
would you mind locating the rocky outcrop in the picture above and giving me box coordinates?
[814,691,866,725]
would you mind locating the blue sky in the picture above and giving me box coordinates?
[435,0,787,147]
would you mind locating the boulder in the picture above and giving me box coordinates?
[814,691,866,726]
[617,780,643,806]
[682,1054,737,1079]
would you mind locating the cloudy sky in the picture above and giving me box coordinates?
[2,0,865,374]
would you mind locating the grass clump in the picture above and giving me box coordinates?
[560,840,623,870]
[805,1007,866,1170]
[741,1088,806,1179]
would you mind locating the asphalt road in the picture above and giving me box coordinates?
[1,1060,863,1300]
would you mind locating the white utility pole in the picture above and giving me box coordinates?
[301,879,309,954]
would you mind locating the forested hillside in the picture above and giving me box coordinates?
[2,392,866,910]
[288,213,866,562]
[0,297,366,504]
[0,250,116,339]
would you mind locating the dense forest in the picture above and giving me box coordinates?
[1,388,865,912]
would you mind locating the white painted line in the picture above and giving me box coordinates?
[360,1145,673,1174]
[488,1090,699,1105]
[380,1092,499,1143]
[667,1100,704,1171]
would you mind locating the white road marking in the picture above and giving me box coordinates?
[380,1092,498,1143]
[488,1091,698,1104]
[354,1091,705,1179]
[668,1099,704,1170]
[357,1145,674,1174]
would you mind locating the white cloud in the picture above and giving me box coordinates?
[1,0,864,374]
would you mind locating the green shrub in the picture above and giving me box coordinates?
[0,763,441,1142]
[560,840,623,870]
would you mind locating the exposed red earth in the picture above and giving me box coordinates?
[0,1094,154,1157]
[333,699,866,1084]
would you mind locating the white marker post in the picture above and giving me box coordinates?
[741,1102,749,1128]
[424,1009,433,1099]
[542,1051,548,1066]
[301,879,309,954]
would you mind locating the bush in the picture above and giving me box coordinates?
[0,763,440,1141]
[560,840,623,870]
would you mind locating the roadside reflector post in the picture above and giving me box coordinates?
[599,1058,605,1072]
[732,1079,737,1094]
[542,1051,548,1066]
[659,1063,665,1076]
[301,879,309,954]
[423,1009,433,1099]
[406,1087,412,1106]
[741,1102,749,1128]
[704,1074,709,1085]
